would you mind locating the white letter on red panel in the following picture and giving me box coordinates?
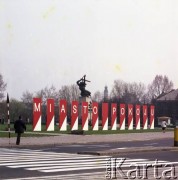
[92,102,98,131]
[46,99,54,131]
[143,105,148,129]
[128,104,133,130]
[59,99,67,131]
[120,104,125,130]
[82,102,88,131]
[135,105,140,130]
[33,98,42,131]
[111,103,117,130]
[150,105,155,129]
[71,101,78,130]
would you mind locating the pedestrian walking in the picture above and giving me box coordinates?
[161,120,167,133]
[14,116,26,145]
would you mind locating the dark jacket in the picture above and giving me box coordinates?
[14,119,26,133]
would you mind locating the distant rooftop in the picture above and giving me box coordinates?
[157,89,178,101]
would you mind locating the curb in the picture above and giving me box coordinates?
[0,137,175,148]
[0,144,58,149]
[77,146,178,156]
[0,136,173,146]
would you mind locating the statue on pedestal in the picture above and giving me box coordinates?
[76,75,91,97]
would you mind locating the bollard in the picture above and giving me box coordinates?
[174,126,178,146]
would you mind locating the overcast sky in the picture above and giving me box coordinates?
[0,0,178,100]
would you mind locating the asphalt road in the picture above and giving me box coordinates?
[1,138,178,180]
[30,137,173,153]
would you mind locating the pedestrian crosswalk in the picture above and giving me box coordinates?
[0,148,108,173]
[0,148,178,179]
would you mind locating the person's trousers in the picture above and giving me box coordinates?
[16,133,21,145]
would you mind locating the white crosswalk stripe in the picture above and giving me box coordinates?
[0,148,178,179]
[3,172,105,180]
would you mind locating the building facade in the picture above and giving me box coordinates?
[154,89,178,126]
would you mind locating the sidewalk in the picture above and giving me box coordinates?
[0,131,174,146]
[0,131,177,155]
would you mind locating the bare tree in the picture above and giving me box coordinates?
[0,73,7,101]
[58,84,80,103]
[21,91,33,104]
[58,85,71,103]
[9,98,26,121]
[110,79,146,103]
[146,75,174,101]
[128,82,146,103]
[92,91,102,102]
[110,80,125,100]
[43,85,57,103]
[121,83,139,104]
[70,84,80,101]
[35,85,58,105]
[35,89,45,105]
[21,91,34,122]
